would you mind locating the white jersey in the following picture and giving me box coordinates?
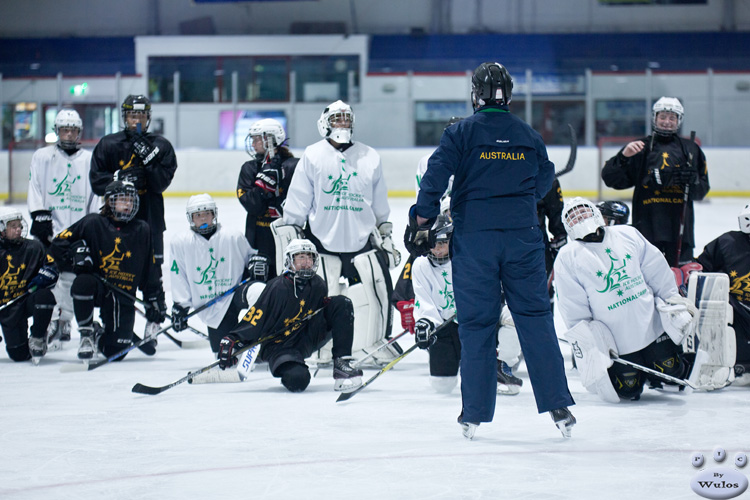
[283,140,390,253]
[27,145,100,234]
[169,226,256,328]
[415,152,453,201]
[554,225,678,354]
[412,256,456,326]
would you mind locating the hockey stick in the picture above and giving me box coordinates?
[133,305,207,349]
[674,130,696,266]
[337,314,457,403]
[554,124,577,178]
[352,329,409,369]
[0,292,30,313]
[558,337,696,389]
[131,306,325,395]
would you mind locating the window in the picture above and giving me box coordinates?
[292,56,359,103]
[414,101,469,146]
[596,100,647,141]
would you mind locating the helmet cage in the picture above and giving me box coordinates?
[54,109,83,149]
[186,194,218,234]
[245,119,286,157]
[563,197,605,240]
[427,215,453,265]
[105,182,140,222]
[317,100,354,143]
[121,95,152,131]
[284,239,319,280]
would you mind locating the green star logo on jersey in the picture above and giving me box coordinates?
[595,247,631,294]
[194,247,221,287]
[48,173,80,201]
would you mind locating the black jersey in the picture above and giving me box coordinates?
[231,273,327,356]
[697,231,750,327]
[602,134,709,249]
[236,152,298,260]
[90,130,177,235]
[50,213,160,297]
[0,238,49,305]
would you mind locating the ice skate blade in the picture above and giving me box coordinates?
[31,356,42,366]
[460,422,478,440]
[497,384,521,395]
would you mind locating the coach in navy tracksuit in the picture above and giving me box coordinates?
[409,62,575,438]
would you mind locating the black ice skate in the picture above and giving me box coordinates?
[28,334,47,365]
[58,319,72,342]
[77,323,102,361]
[497,360,523,395]
[457,411,479,440]
[549,407,576,438]
[333,357,363,392]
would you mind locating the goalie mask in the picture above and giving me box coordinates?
[739,204,750,234]
[245,118,286,158]
[54,109,83,150]
[563,197,605,241]
[186,193,218,235]
[0,208,28,245]
[596,200,630,226]
[284,239,319,281]
[122,94,152,131]
[471,62,513,110]
[104,180,140,222]
[428,214,453,265]
[652,97,684,136]
[317,100,354,144]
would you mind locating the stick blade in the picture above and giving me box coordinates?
[132,383,164,395]
[336,390,356,402]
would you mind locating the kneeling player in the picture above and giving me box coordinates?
[170,193,267,353]
[217,239,363,392]
[0,208,58,364]
[554,197,696,402]
[50,180,165,361]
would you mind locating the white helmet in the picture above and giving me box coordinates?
[317,100,354,144]
[0,207,28,242]
[284,238,319,280]
[186,193,218,234]
[245,118,286,157]
[562,197,605,241]
[738,203,750,234]
[54,109,83,149]
[652,97,684,136]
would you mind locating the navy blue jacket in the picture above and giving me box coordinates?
[416,105,554,232]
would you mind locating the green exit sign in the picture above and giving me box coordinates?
[69,83,88,96]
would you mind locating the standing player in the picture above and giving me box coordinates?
[217,239,363,393]
[554,198,696,402]
[89,94,176,336]
[601,97,709,266]
[50,180,165,361]
[407,62,575,439]
[0,208,58,363]
[236,118,298,279]
[282,100,401,365]
[170,193,266,353]
[27,109,100,345]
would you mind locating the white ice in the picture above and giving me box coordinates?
[1,195,749,500]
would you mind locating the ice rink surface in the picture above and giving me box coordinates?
[1,195,749,500]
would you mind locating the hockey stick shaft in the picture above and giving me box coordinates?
[352,329,408,368]
[337,314,457,402]
[133,305,209,346]
[0,292,29,313]
[558,336,696,389]
[554,124,577,178]
[675,130,696,266]
[132,306,325,395]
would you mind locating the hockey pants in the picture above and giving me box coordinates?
[0,289,56,361]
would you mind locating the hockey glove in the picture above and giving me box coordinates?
[115,166,146,191]
[247,254,269,282]
[404,205,434,257]
[414,318,437,349]
[396,299,416,334]
[30,210,53,245]
[72,240,94,273]
[131,135,160,166]
[670,167,698,187]
[28,264,59,292]
[254,168,279,195]
[548,234,567,260]
[378,222,402,268]
[218,334,244,370]
[171,303,190,332]
[145,291,167,324]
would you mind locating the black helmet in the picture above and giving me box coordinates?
[596,201,630,226]
[427,214,453,265]
[121,94,152,131]
[445,116,463,129]
[104,180,140,222]
[471,62,513,109]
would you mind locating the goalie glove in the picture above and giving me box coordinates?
[131,135,160,166]
[656,295,697,345]
[30,210,53,245]
[377,222,401,268]
[414,318,437,349]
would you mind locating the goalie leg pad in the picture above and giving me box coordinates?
[270,219,304,275]
[350,250,393,363]
[317,253,344,297]
[497,307,522,367]
[564,320,620,403]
